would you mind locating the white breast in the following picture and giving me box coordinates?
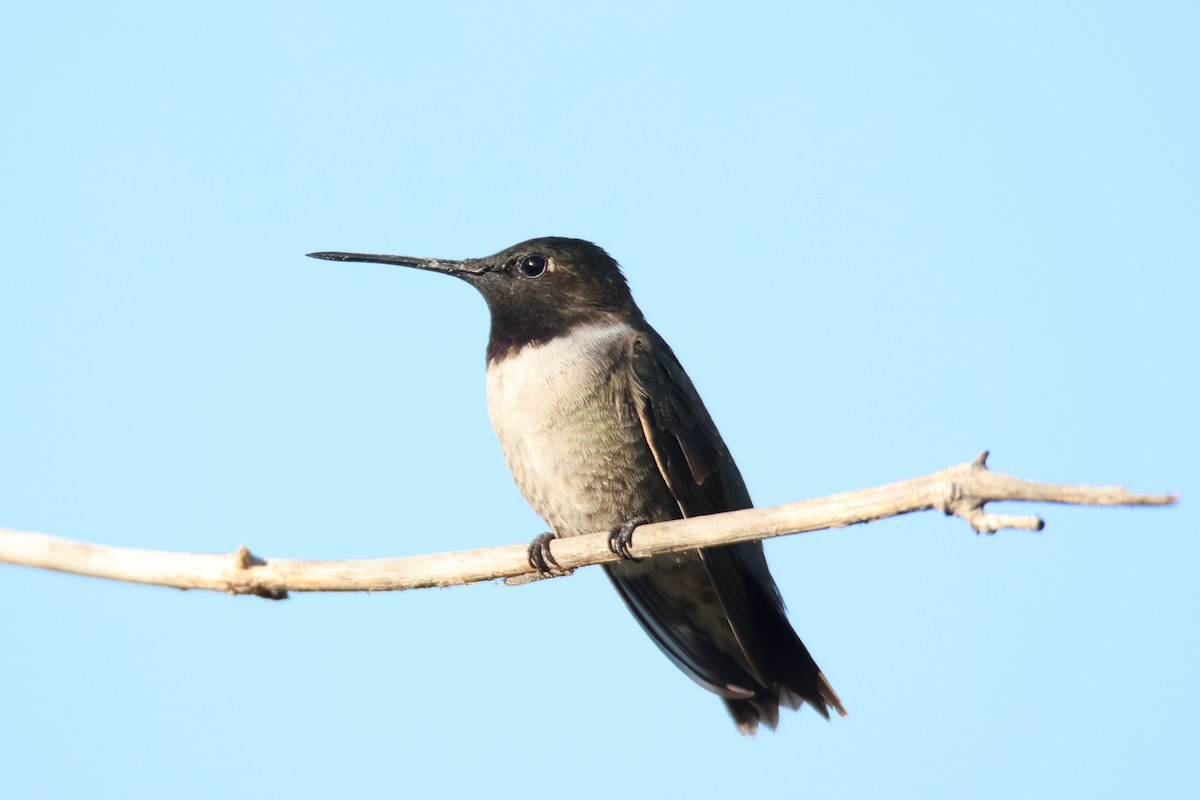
[485,322,643,534]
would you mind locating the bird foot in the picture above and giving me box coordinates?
[607,518,647,562]
[527,532,562,576]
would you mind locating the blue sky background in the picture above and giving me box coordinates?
[2,2,1195,797]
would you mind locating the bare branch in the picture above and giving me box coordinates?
[0,453,1176,598]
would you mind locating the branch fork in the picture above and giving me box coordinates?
[938,452,1045,533]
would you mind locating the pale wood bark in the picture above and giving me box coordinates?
[0,453,1176,599]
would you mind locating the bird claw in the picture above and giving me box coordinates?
[527,532,562,576]
[607,518,647,562]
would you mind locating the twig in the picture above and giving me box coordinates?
[0,452,1176,599]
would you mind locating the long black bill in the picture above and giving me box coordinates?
[307,251,485,275]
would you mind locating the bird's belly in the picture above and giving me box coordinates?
[485,326,680,536]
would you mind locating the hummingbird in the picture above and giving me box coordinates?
[307,237,846,733]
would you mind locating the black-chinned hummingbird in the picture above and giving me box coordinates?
[308,237,846,733]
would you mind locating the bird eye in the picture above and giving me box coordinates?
[518,254,548,278]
